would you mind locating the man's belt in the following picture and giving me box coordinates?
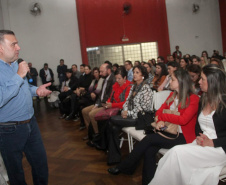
[0,119,31,125]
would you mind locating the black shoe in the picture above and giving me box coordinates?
[94,143,106,151]
[83,135,89,140]
[92,133,101,143]
[65,113,74,121]
[86,141,95,147]
[59,114,66,119]
[108,167,121,175]
[73,115,80,121]
[79,126,86,131]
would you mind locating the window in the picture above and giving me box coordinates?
[87,42,158,68]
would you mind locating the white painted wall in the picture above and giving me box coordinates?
[166,0,223,57]
[1,0,82,86]
[0,1,3,29]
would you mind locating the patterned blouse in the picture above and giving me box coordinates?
[123,83,153,119]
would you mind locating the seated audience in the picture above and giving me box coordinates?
[151,62,168,90]
[148,59,156,74]
[65,65,93,120]
[112,63,119,75]
[71,64,81,79]
[150,64,226,185]
[82,64,115,145]
[124,60,133,82]
[179,57,189,70]
[72,67,104,130]
[134,60,141,66]
[187,64,202,95]
[107,65,153,165]
[108,69,199,185]
[157,56,165,64]
[200,56,208,67]
[192,56,201,66]
[158,61,179,91]
[201,50,210,60]
[59,69,79,118]
[141,61,146,66]
[210,58,225,71]
[144,63,154,85]
[93,67,132,148]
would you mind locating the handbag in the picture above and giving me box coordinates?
[94,108,120,121]
[151,108,180,139]
[135,111,155,130]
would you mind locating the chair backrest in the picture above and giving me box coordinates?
[154,90,172,110]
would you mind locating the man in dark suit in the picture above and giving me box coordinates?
[57,59,67,89]
[82,63,115,144]
[39,63,55,91]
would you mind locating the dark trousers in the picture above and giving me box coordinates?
[117,133,186,185]
[59,91,73,115]
[0,116,48,185]
[70,94,94,125]
[107,115,137,164]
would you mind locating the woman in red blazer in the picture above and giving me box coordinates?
[108,69,199,185]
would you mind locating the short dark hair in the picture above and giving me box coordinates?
[125,60,133,66]
[66,69,73,73]
[135,60,141,65]
[72,64,77,68]
[106,64,112,70]
[104,60,112,67]
[60,59,64,62]
[157,56,165,62]
[44,63,48,66]
[133,65,149,80]
[93,67,99,73]
[113,63,119,68]
[187,64,201,74]
[80,64,86,67]
[85,65,91,70]
[167,61,179,68]
[0,30,15,43]
[192,56,201,62]
[115,66,127,79]
[210,58,225,70]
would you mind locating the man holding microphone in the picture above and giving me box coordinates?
[0,30,50,185]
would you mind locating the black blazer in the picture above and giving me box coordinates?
[39,68,54,84]
[63,75,79,91]
[57,65,67,78]
[78,73,93,91]
[195,97,226,153]
[95,73,115,107]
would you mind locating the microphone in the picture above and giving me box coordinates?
[17,58,33,83]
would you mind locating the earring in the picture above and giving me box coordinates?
[142,76,144,79]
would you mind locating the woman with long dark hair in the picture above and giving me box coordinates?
[158,61,179,91]
[108,69,199,185]
[187,64,202,95]
[151,62,168,90]
[150,64,226,185]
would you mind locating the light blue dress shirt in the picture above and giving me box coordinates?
[0,59,38,122]
[127,68,133,82]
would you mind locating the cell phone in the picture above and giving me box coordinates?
[160,126,168,131]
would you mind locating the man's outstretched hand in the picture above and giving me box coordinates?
[36,82,52,97]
